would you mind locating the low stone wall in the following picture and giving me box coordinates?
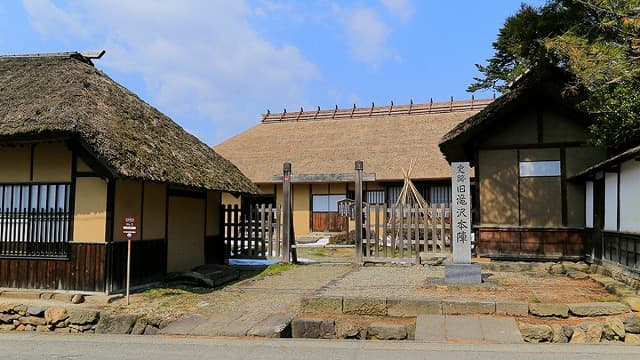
[0,303,162,335]
[292,317,414,340]
[301,296,632,318]
[519,313,640,344]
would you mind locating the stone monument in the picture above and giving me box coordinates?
[444,162,482,284]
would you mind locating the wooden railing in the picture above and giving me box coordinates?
[222,204,282,259]
[362,203,451,262]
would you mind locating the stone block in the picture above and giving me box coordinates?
[52,293,74,302]
[624,313,640,334]
[625,333,640,345]
[300,296,343,314]
[518,323,552,343]
[334,321,361,339]
[19,316,46,326]
[529,303,569,318]
[567,271,589,280]
[551,324,569,343]
[621,297,640,312]
[367,322,407,340]
[143,325,158,335]
[83,294,124,305]
[95,313,137,334]
[291,318,335,339]
[603,318,625,340]
[386,298,441,317]
[131,319,147,335]
[247,313,294,338]
[495,302,529,317]
[583,323,603,343]
[0,304,16,314]
[35,325,51,332]
[444,263,482,284]
[27,306,47,317]
[0,313,20,324]
[0,324,15,331]
[570,329,586,343]
[442,300,495,315]
[44,307,69,324]
[68,310,99,325]
[343,297,387,316]
[569,302,629,316]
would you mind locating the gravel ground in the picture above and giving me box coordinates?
[317,264,618,303]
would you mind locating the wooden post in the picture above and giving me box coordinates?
[354,160,363,264]
[282,163,292,264]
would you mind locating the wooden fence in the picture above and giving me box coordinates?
[222,204,282,259]
[362,203,451,262]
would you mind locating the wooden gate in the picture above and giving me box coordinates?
[360,203,451,263]
[222,204,283,259]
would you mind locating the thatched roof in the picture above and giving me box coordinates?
[215,99,491,184]
[0,52,258,194]
[439,67,581,164]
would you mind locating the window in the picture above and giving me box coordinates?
[519,161,561,177]
[312,195,343,212]
[0,183,71,258]
[429,184,451,205]
[366,190,385,205]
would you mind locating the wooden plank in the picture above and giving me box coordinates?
[272,173,376,183]
[431,203,437,252]
[374,204,380,257]
[275,204,281,257]
[365,204,371,257]
[440,204,446,251]
[415,207,421,263]
[390,206,396,257]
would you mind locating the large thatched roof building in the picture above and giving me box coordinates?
[216,98,492,235]
[0,51,257,293]
[0,51,257,194]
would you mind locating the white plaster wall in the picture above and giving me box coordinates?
[585,181,594,228]
[604,172,618,231]
[619,160,640,233]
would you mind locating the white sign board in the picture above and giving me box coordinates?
[519,161,561,177]
[452,162,471,264]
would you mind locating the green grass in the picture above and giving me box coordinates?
[258,263,297,276]
[529,295,541,303]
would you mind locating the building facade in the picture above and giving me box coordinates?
[0,52,257,293]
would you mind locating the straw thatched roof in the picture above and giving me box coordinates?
[0,52,258,194]
[215,99,491,184]
[439,67,581,164]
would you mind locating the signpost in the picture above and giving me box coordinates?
[445,162,481,283]
[452,162,471,264]
[122,216,138,305]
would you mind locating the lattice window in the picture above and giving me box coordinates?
[0,183,71,258]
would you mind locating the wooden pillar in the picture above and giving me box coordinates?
[355,160,363,264]
[282,163,292,264]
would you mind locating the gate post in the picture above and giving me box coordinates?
[282,162,292,264]
[354,160,363,264]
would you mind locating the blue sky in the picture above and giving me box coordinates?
[1,1,545,145]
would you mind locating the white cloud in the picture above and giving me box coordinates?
[22,0,91,41]
[21,0,319,144]
[379,0,413,22]
[335,5,393,68]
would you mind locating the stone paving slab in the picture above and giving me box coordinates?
[415,315,522,344]
[446,316,483,342]
[480,317,523,343]
[414,315,445,342]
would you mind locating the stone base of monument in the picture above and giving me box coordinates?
[444,262,482,284]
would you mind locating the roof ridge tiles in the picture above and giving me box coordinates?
[262,98,493,123]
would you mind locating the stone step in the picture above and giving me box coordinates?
[415,315,522,344]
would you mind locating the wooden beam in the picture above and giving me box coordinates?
[272,173,376,183]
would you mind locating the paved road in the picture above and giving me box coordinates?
[1,333,639,360]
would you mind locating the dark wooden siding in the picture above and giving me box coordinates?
[477,227,586,260]
[106,238,166,293]
[0,243,106,292]
[312,212,345,232]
